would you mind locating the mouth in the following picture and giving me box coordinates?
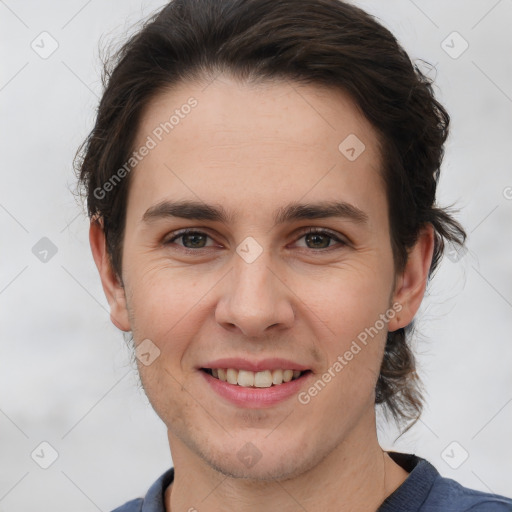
[200,368,311,388]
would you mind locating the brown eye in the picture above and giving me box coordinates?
[295,228,346,250]
[164,230,213,249]
[163,227,347,252]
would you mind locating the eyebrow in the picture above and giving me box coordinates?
[142,199,369,226]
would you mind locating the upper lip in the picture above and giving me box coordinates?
[199,358,310,372]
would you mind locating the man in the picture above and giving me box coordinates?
[76,0,512,510]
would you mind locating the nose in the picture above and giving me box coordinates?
[215,245,295,338]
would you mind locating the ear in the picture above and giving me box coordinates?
[388,223,435,332]
[89,218,131,332]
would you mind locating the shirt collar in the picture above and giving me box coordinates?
[139,452,438,511]
[141,467,174,512]
[376,451,438,511]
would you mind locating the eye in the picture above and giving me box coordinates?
[163,229,216,249]
[294,227,347,250]
[163,227,347,252]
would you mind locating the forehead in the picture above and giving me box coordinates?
[135,75,381,154]
[128,75,385,223]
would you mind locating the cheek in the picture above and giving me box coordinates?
[124,266,215,364]
[302,262,392,393]
[127,263,195,326]
[306,260,393,337]
[303,288,388,422]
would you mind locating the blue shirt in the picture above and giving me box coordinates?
[111,451,512,511]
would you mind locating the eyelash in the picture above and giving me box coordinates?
[163,227,347,252]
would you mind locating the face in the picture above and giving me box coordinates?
[92,74,430,481]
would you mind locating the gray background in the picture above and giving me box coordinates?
[1,0,511,510]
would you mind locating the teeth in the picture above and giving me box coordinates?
[272,369,283,385]
[227,368,238,385]
[237,370,254,387]
[283,369,293,382]
[254,370,272,388]
[208,368,305,387]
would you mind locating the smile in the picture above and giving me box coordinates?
[201,368,309,387]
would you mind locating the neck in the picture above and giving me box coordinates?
[165,411,409,512]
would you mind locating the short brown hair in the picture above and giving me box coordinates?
[74,0,466,431]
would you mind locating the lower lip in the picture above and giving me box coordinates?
[200,370,313,408]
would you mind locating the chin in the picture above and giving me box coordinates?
[198,436,319,483]
[209,455,309,482]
